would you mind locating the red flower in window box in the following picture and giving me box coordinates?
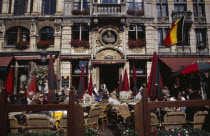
[71,9,90,15]
[15,41,29,50]
[127,9,144,16]
[70,39,90,48]
[128,39,146,48]
[37,40,53,49]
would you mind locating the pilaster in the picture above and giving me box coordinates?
[31,0,41,14]
[29,19,37,51]
[190,27,196,53]
[61,61,71,89]
[1,0,10,14]
[56,0,64,15]
[25,0,31,14]
[54,19,62,50]
[168,0,174,23]
[0,20,5,51]
[147,61,152,82]
[61,24,72,54]
[10,0,15,15]
[145,23,157,54]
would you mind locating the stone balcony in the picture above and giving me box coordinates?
[171,10,193,24]
[92,2,126,15]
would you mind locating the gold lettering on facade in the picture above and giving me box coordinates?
[130,47,144,53]
[74,47,87,53]
[96,49,122,59]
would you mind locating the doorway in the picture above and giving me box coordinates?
[99,64,121,92]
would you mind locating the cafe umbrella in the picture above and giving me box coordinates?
[147,51,163,99]
[77,65,85,98]
[132,64,138,95]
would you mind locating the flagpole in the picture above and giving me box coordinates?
[182,15,186,52]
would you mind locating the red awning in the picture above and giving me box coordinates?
[91,60,127,64]
[159,58,198,71]
[0,57,13,67]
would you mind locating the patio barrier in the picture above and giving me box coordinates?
[0,90,84,136]
[134,89,210,136]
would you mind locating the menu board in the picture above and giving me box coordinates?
[62,76,69,87]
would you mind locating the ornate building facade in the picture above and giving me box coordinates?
[0,0,210,93]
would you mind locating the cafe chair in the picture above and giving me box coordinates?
[58,115,67,132]
[26,114,54,133]
[117,105,131,121]
[162,111,186,129]
[100,100,110,130]
[151,113,159,131]
[84,106,102,127]
[9,115,22,133]
[190,111,208,129]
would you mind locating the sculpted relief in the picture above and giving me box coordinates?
[95,49,122,59]
[99,27,119,46]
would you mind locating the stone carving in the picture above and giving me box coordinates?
[0,20,5,36]
[130,47,145,53]
[74,47,87,53]
[54,19,62,33]
[99,27,119,46]
[95,49,122,59]
[30,19,36,34]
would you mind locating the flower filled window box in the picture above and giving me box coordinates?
[37,40,53,49]
[70,39,90,48]
[15,41,29,50]
[127,9,144,16]
[71,9,90,15]
[128,39,146,48]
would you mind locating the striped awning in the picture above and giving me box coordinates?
[0,57,13,67]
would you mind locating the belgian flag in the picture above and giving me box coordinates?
[164,16,185,46]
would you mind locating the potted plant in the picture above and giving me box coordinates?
[15,41,29,50]
[37,40,53,49]
[128,39,146,48]
[82,10,90,15]
[70,39,90,48]
[84,125,99,136]
[71,9,82,15]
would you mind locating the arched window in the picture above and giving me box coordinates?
[6,27,30,45]
[40,27,54,41]
[14,0,28,15]
[42,0,56,15]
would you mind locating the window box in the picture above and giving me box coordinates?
[70,39,90,48]
[15,41,29,50]
[127,9,144,16]
[71,10,90,15]
[37,40,53,49]
[128,39,146,48]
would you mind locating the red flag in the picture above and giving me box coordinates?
[27,75,37,95]
[123,69,130,91]
[118,73,123,92]
[4,67,13,93]
[88,73,93,96]
[47,55,55,101]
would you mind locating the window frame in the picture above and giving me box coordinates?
[72,24,89,41]
[192,0,205,17]
[195,28,207,47]
[39,27,55,42]
[174,0,187,12]
[128,24,145,40]
[42,0,56,15]
[127,0,144,10]
[14,0,28,15]
[156,0,168,17]
[74,0,90,10]
[157,28,169,46]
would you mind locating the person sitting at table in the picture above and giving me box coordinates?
[102,89,109,100]
[27,91,35,105]
[135,89,142,100]
[109,93,120,105]
[92,84,99,98]
[7,93,15,104]
[33,92,48,104]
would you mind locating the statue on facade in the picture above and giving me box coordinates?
[0,20,5,36]
[102,30,116,44]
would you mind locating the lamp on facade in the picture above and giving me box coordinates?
[40,50,47,63]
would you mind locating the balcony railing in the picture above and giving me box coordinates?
[171,11,192,23]
[92,3,126,15]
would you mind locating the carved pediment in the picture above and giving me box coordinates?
[95,49,123,59]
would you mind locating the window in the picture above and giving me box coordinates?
[0,0,2,14]
[174,0,187,12]
[14,0,28,15]
[72,24,89,41]
[101,0,117,4]
[6,27,30,45]
[74,0,90,10]
[40,27,54,41]
[128,25,145,40]
[42,0,56,15]
[193,0,205,17]
[158,28,169,46]
[195,28,207,47]
[128,0,143,10]
[156,0,168,17]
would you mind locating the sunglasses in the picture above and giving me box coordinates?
[39,96,44,98]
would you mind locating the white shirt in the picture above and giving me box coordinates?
[135,92,142,100]
[109,97,120,105]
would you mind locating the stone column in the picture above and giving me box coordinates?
[189,27,197,53]
[144,0,152,17]
[146,61,152,82]
[0,20,5,51]
[207,27,210,53]
[145,23,157,54]
[56,0,64,15]
[32,0,41,14]
[29,19,37,51]
[168,0,174,23]
[1,0,10,14]
[61,23,72,54]
[10,0,15,15]
[61,61,71,89]
[204,0,210,23]
[187,0,194,22]
[25,0,31,14]
[54,19,62,50]
[64,0,73,15]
